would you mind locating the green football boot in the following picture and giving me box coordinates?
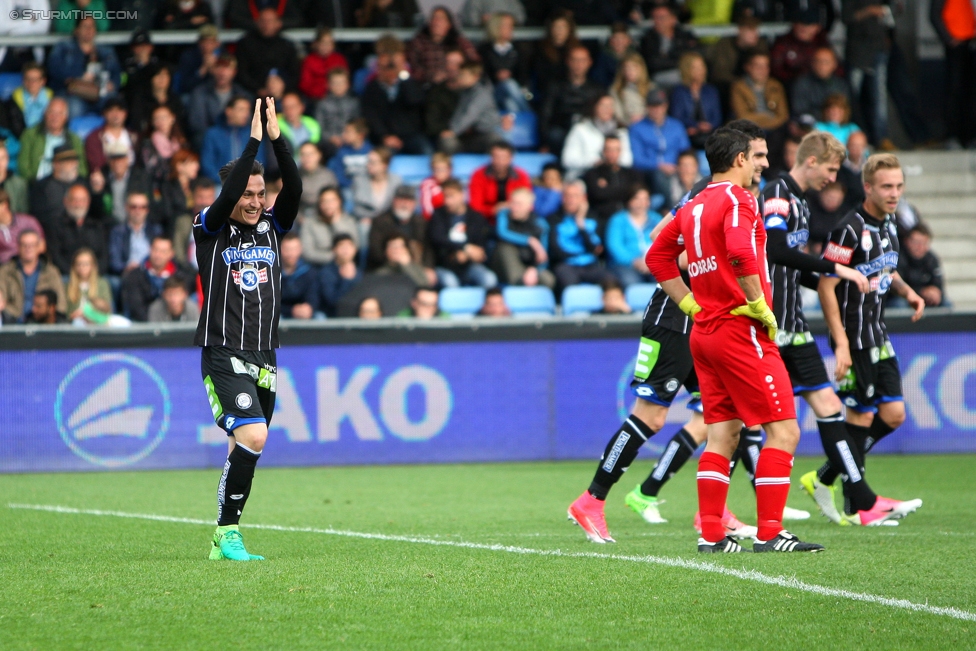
[209,526,265,561]
[624,486,667,523]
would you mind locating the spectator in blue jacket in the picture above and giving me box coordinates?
[547,180,613,294]
[46,17,122,118]
[327,118,373,189]
[200,95,266,182]
[533,163,564,218]
[668,52,722,150]
[629,88,690,200]
[605,185,662,287]
[108,191,163,276]
[318,234,362,317]
[492,187,555,288]
[280,233,319,319]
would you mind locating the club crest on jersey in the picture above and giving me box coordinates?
[861,230,873,251]
[232,264,268,291]
[221,245,276,266]
[256,220,270,234]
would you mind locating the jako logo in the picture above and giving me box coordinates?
[55,354,171,467]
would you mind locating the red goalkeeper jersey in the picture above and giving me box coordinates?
[646,180,772,335]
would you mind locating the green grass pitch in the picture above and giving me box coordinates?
[1,454,974,650]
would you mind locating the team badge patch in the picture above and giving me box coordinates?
[665,379,679,392]
[236,392,253,409]
[232,265,268,291]
[256,220,270,234]
[861,231,874,251]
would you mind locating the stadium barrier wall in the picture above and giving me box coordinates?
[0,315,974,473]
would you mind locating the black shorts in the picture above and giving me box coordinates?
[837,341,903,413]
[780,341,832,395]
[201,346,278,434]
[629,324,702,413]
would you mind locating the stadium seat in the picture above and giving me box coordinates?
[561,284,603,316]
[697,150,711,177]
[69,114,105,140]
[503,111,539,150]
[625,283,657,313]
[438,287,486,318]
[503,286,556,317]
[452,154,490,182]
[389,155,431,186]
[0,73,20,101]
[513,152,556,178]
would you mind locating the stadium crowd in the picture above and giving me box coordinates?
[0,0,963,324]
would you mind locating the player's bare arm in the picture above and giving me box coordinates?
[891,273,925,322]
[817,274,851,381]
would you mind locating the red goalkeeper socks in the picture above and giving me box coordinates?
[755,447,793,541]
[697,451,731,543]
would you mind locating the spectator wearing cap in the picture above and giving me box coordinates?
[468,141,532,224]
[49,184,108,276]
[540,45,605,155]
[368,185,428,270]
[187,54,249,151]
[234,8,300,96]
[440,61,503,155]
[159,0,214,30]
[280,233,320,319]
[0,188,43,264]
[84,98,137,172]
[707,16,770,109]
[201,95,267,182]
[122,29,159,111]
[224,0,305,30]
[0,229,65,322]
[931,0,976,148]
[8,63,51,133]
[583,135,644,222]
[299,28,350,102]
[317,234,362,317]
[770,20,832,88]
[18,98,86,181]
[121,236,195,322]
[629,88,691,199]
[29,144,88,227]
[300,186,359,266]
[96,143,152,225]
[46,17,121,118]
[108,191,162,276]
[148,275,201,323]
[639,2,700,88]
[790,47,851,123]
[175,24,224,95]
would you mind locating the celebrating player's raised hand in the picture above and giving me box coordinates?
[265,97,280,140]
[251,98,263,141]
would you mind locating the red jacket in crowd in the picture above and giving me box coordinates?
[299,50,350,101]
[467,165,532,223]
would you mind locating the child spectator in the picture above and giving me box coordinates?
[10,63,51,131]
[315,68,360,153]
[140,105,187,194]
[420,153,452,220]
[533,162,564,218]
[492,187,554,288]
[298,143,339,219]
[477,12,531,113]
[65,247,113,324]
[278,92,321,154]
[605,185,661,287]
[318,234,363,317]
[327,118,372,189]
[898,222,946,307]
[299,28,350,102]
[814,94,862,150]
[440,61,502,154]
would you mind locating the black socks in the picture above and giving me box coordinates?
[639,427,699,497]
[588,415,657,500]
[816,414,877,513]
[217,443,261,526]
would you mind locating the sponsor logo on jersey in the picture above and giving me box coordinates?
[688,255,718,277]
[824,242,854,264]
[232,266,269,291]
[856,251,899,277]
[765,215,787,230]
[221,246,276,266]
[787,229,809,248]
[762,197,790,217]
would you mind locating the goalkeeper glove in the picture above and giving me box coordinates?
[730,295,778,340]
[678,293,702,321]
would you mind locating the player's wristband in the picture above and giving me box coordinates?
[678,293,702,320]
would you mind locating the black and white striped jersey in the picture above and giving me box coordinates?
[644,176,712,334]
[821,208,899,351]
[193,137,302,350]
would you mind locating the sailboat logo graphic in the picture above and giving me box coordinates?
[55,354,171,467]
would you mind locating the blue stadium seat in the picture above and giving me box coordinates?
[451,154,490,182]
[389,155,431,186]
[513,152,556,178]
[697,150,711,177]
[69,114,105,140]
[625,283,657,313]
[561,284,603,316]
[503,111,538,150]
[439,287,486,318]
[503,286,556,317]
[0,73,20,101]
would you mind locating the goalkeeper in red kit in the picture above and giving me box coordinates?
[646,128,824,553]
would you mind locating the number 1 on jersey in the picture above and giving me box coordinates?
[692,203,704,258]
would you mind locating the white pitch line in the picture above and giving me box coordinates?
[9,503,976,623]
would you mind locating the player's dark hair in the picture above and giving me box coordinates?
[35,288,58,309]
[705,128,751,174]
[218,158,265,184]
[724,119,765,142]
